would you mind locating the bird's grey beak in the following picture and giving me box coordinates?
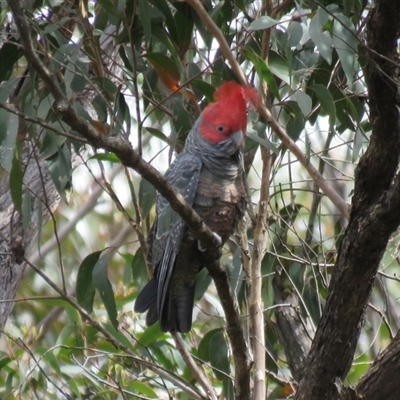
[231,130,244,149]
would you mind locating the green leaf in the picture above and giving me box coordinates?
[97,0,119,16]
[249,16,280,31]
[0,78,19,103]
[10,145,23,213]
[0,40,22,83]
[102,323,135,351]
[286,21,303,49]
[242,46,281,100]
[268,51,298,88]
[309,83,336,126]
[128,382,157,398]
[209,330,230,381]
[333,13,358,86]
[198,328,222,361]
[134,323,168,348]
[76,250,102,313]
[190,79,215,102]
[247,131,279,155]
[144,126,170,144]
[46,144,72,198]
[309,8,333,64]
[148,0,178,44]
[89,152,121,164]
[295,90,312,117]
[131,247,147,283]
[139,178,157,219]
[138,0,152,44]
[92,252,119,329]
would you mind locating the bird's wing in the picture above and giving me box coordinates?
[152,152,203,318]
[155,152,202,244]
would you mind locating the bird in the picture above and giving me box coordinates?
[134,81,259,332]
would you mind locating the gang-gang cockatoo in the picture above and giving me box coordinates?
[134,81,259,332]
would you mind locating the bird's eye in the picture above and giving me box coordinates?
[217,125,224,132]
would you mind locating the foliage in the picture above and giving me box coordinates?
[0,0,398,399]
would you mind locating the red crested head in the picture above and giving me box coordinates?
[198,81,260,144]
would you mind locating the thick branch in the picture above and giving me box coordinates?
[356,331,400,400]
[295,2,400,398]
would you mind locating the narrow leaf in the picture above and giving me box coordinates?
[309,84,336,126]
[89,152,121,164]
[92,252,119,329]
[76,250,102,313]
[139,178,157,219]
[309,8,333,64]
[138,0,151,43]
[242,46,281,100]
[247,131,279,154]
[144,126,170,144]
[333,13,358,87]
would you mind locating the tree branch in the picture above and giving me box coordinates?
[295,1,400,398]
[356,330,400,400]
[172,332,218,400]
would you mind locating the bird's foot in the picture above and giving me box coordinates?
[198,232,222,252]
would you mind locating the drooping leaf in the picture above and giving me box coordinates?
[247,131,279,155]
[131,247,148,285]
[309,7,333,64]
[144,126,170,144]
[198,328,222,361]
[333,12,358,87]
[242,46,281,100]
[209,329,230,381]
[286,21,303,49]
[0,41,22,83]
[92,252,119,329]
[295,90,312,117]
[138,0,152,43]
[309,83,336,126]
[76,250,103,313]
[139,178,157,220]
[268,51,298,88]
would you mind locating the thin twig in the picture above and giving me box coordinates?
[172,332,218,400]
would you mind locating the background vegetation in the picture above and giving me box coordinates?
[0,0,399,399]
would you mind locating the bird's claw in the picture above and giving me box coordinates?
[198,232,222,252]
